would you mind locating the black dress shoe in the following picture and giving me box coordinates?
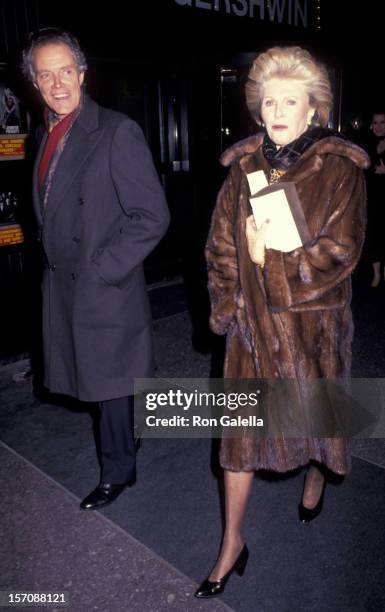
[194,544,249,598]
[298,482,326,523]
[80,483,127,511]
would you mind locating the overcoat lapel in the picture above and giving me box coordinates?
[32,132,47,227]
[33,96,104,234]
[42,122,103,230]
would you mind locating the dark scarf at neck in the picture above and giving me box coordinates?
[38,109,76,189]
[262,126,345,170]
[38,97,83,210]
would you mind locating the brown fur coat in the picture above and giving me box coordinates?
[206,133,370,474]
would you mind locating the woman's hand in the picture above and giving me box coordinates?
[374,159,385,174]
[246,215,269,267]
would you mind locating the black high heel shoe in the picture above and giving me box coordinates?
[298,480,326,523]
[194,544,249,598]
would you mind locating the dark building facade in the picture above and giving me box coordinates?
[1,0,346,358]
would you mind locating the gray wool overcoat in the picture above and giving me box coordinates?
[33,95,170,402]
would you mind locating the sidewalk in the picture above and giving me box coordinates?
[0,439,231,612]
[1,281,385,611]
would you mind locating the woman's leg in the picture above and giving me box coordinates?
[302,462,325,509]
[371,261,381,287]
[209,469,254,581]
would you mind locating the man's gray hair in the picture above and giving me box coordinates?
[22,28,87,82]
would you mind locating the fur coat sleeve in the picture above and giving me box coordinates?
[205,163,241,335]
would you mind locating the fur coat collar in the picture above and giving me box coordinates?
[220,132,370,173]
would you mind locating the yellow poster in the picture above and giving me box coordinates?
[0,223,24,246]
[0,134,27,160]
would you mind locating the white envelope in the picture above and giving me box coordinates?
[249,181,310,253]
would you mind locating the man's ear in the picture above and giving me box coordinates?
[33,82,39,90]
[79,72,85,86]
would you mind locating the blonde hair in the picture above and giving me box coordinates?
[246,46,332,127]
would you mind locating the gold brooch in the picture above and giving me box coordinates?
[269,168,286,184]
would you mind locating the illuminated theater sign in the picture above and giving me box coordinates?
[174,0,309,28]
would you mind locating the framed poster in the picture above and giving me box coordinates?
[0,81,28,246]
[0,83,28,161]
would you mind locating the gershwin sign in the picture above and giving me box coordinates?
[174,0,309,28]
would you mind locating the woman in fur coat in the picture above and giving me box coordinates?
[195,46,369,599]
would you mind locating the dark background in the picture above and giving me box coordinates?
[0,0,383,359]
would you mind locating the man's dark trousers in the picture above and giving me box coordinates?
[98,396,136,485]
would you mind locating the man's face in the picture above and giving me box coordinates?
[33,42,84,118]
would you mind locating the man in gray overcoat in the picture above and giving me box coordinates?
[22,29,170,509]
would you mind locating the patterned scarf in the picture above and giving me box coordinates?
[262,126,345,171]
[39,97,82,211]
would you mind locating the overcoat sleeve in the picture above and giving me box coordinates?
[205,164,240,335]
[262,157,367,311]
[94,119,170,287]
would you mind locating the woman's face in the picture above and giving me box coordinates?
[372,114,385,139]
[260,78,315,148]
